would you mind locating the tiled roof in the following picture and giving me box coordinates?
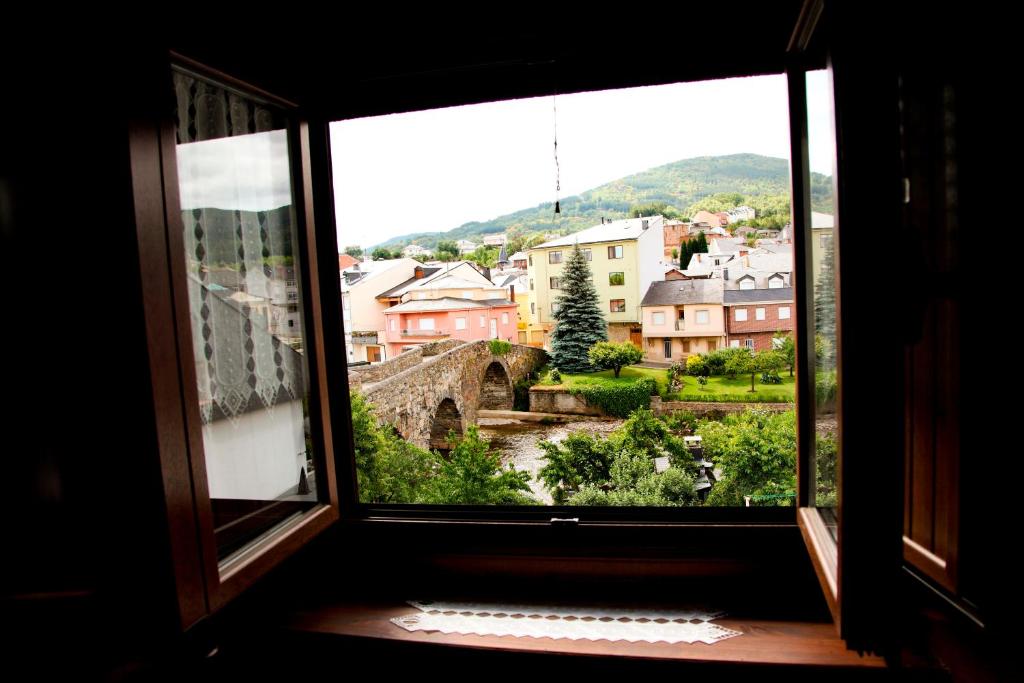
[723,287,794,304]
[640,279,724,306]
[384,297,516,313]
[532,215,662,249]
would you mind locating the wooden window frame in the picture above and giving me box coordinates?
[140,9,903,654]
[134,54,340,627]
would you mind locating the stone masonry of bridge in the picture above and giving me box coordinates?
[353,340,548,449]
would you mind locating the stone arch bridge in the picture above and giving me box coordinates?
[349,340,548,449]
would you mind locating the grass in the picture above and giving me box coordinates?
[663,374,798,401]
[664,373,795,402]
[540,365,794,403]
[560,366,670,395]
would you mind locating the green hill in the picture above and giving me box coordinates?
[376,153,832,250]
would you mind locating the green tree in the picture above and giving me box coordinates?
[350,391,435,503]
[814,237,837,370]
[420,425,535,505]
[608,408,691,468]
[629,201,682,220]
[723,348,752,381]
[690,230,708,256]
[678,238,692,269]
[699,409,797,506]
[756,349,786,387]
[435,240,460,261]
[776,333,796,376]
[550,243,608,373]
[371,246,398,260]
[671,247,679,262]
[343,245,364,258]
[587,341,642,378]
[537,432,615,504]
[467,245,498,268]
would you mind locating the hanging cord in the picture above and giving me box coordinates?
[553,93,561,216]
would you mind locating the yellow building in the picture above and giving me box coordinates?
[526,216,667,349]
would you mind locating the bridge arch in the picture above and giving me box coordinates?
[477,360,513,410]
[429,397,463,451]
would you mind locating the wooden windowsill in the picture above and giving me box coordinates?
[279,600,886,669]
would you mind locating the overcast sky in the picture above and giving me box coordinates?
[329,73,835,249]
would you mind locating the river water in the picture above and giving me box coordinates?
[477,416,624,504]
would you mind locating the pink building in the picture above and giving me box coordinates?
[382,296,518,357]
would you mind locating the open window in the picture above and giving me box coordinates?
[129,3,903,657]
[134,57,340,624]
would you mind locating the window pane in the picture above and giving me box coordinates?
[807,68,839,536]
[331,75,797,508]
[172,68,319,562]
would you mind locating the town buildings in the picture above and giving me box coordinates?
[526,215,666,349]
[640,279,726,361]
[723,287,795,350]
[376,261,516,356]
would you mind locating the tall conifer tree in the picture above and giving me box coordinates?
[814,238,837,370]
[549,243,607,373]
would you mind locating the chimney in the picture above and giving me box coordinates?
[414,266,425,279]
[697,254,702,263]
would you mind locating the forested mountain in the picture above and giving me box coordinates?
[375,154,832,250]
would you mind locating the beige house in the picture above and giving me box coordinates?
[526,216,666,349]
[640,279,726,362]
[340,258,423,364]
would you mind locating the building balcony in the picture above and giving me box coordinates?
[350,331,378,345]
[399,329,449,337]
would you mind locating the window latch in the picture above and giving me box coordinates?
[550,517,579,527]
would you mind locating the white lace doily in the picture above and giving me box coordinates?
[391,600,741,645]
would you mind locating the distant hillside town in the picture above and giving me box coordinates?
[339,209,833,366]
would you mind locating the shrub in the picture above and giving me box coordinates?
[488,339,512,356]
[685,354,710,377]
[667,362,686,392]
[668,393,793,404]
[706,347,751,376]
[698,409,797,507]
[549,368,561,383]
[537,432,615,503]
[661,410,698,434]
[816,371,837,406]
[570,377,656,417]
[419,425,535,505]
[513,377,535,411]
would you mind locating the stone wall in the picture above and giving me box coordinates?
[650,396,793,418]
[348,339,465,386]
[528,386,604,416]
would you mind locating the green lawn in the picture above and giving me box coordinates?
[560,366,671,395]
[666,373,795,402]
[541,365,795,402]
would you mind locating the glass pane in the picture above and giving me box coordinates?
[332,76,798,507]
[172,68,319,562]
[806,69,839,537]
